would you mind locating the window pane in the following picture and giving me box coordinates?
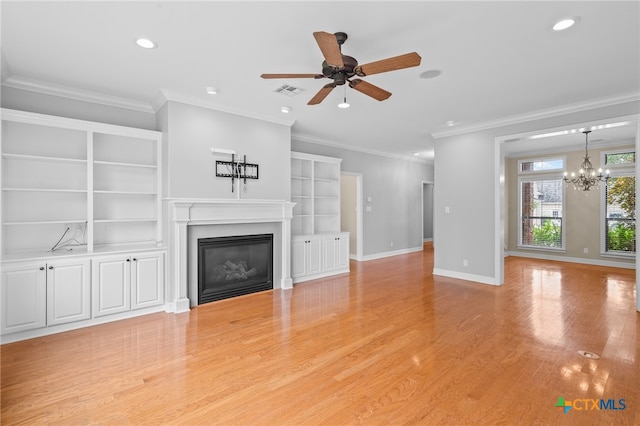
[521,179,563,248]
[605,176,636,253]
[605,152,635,166]
[520,158,564,172]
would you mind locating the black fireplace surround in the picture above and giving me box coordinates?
[197,234,273,304]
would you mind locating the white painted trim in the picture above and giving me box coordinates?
[361,246,423,262]
[2,76,155,113]
[432,92,640,139]
[292,134,433,164]
[423,238,433,243]
[432,268,501,286]
[154,89,296,127]
[506,251,635,270]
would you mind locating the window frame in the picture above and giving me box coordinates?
[517,156,565,175]
[517,172,566,252]
[600,149,636,258]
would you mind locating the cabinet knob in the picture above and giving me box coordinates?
[39,266,45,271]
[126,258,131,262]
[133,258,138,262]
[48,266,53,270]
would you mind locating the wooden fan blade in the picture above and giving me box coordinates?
[313,31,344,68]
[308,84,335,105]
[356,52,421,76]
[349,79,392,101]
[261,73,323,79]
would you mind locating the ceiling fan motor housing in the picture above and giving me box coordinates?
[322,55,358,84]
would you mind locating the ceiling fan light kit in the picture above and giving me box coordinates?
[261,31,421,106]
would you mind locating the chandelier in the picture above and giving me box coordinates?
[563,130,610,191]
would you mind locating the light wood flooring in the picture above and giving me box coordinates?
[2,244,639,425]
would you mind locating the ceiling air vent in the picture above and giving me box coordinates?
[273,84,304,97]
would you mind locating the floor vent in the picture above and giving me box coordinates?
[577,350,601,359]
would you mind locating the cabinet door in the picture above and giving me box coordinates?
[92,255,131,317]
[337,234,350,270]
[291,238,308,278]
[307,237,323,275]
[131,252,164,310]
[47,259,91,326]
[323,236,338,272]
[1,263,47,334]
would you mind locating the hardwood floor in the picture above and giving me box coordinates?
[2,245,638,425]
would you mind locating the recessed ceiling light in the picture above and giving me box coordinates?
[446,120,456,127]
[135,38,158,49]
[413,152,420,156]
[206,86,219,95]
[553,17,580,31]
[280,106,291,113]
[420,69,442,79]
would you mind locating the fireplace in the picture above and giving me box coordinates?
[198,233,273,304]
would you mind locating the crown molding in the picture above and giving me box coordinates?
[292,133,434,165]
[2,75,155,114]
[431,92,640,139]
[153,89,296,127]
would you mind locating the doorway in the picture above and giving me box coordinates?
[422,182,434,245]
[340,173,363,261]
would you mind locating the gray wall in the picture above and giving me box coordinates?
[423,183,433,240]
[292,139,434,257]
[159,101,291,200]
[434,100,640,283]
[1,86,157,130]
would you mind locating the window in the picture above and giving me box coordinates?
[519,158,564,173]
[604,175,636,254]
[519,178,564,249]
[605,151,635,166]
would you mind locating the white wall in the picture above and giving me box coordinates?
[161,101,291,200]
[434,100,640,285]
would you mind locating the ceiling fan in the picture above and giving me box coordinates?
[261,31,421,105]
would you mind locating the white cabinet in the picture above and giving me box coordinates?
[131,252,164,310]
[93,251,164,317]
[292,236,322,279]
[92,255,131,317]
[1,108,162,256]
[46,259,91,326]
[323,233,350,272]
[292,233,349,283]
[1,263,46,334]
[1,258,90,335]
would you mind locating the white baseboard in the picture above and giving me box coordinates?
[432,268,501,286]
[505,251,635,269]
[423,238,433,243]
[361,246,423,262]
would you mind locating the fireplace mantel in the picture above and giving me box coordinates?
[165,198,295,313]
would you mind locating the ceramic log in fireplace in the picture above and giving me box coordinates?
[198,234,273,304]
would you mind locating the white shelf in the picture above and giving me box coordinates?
[94,218,157,223]
[2,187,87,193]
[94,160,157,169]
[3,219,87,226]
[94,190,157,196]
[2,153,87,164]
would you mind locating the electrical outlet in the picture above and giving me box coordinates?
[583,247,589,254]
[390,241,394,247]
[463,259,468,267]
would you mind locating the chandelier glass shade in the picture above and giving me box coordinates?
[563,130,610,191]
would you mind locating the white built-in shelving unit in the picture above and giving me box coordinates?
[1,108,162,257]
[0,108,165,343]
[290,152,349,282]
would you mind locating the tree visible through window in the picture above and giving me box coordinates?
[605,176,636,253]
